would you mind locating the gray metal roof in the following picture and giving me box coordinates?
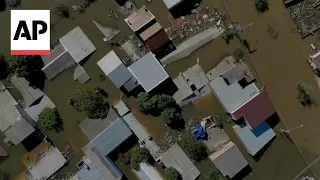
[92,118,132,155]
[42,43,67,67]
[209,77,259,113]
[59,26,96,63]
[206,56,236,82]
[10,75,44,107]
[79,108,121,140]
[182,64,209,90]
[160,143,200,180]
[128,52,169,92]
[163,0,184,9]
[4,118,35,145]
[97,51,133,88]
[209,141,248,178]
[82,145,123,180]
[233,122,276,156]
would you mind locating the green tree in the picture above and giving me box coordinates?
[162,108,182,127]
[297,80,312,106]
[69,87,109,119]
[0,171,9,180]
[179,133,207,161]
[164,167,181,180]
[155,94,176,110]
[0,54,9,79]
[206,169,226,180]
[255,0,269,13]
[9,55,45,88]
[222,26,235,44]
[118,152,131,166]
[38,108,63,131]
[130,146,153,169]
[214,113,231,128]
[54,4,70,18]
[136,92,157,114]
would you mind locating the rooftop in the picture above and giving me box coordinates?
[144,29,170,52]
[163,0,184,9]
[233,122,276,156]
[24,95,56,122]
[160,143,201,180]
[206,56,237,82]
[232,90,276,129]
[97,50,133,88]
[209,141,248,178]
[22,142,67,180]
[128,52,169,92]
[82,146,123,180]
[125,6,155,32]
[209,77,259,113]
[182,63,209,90]
[221,63,254,85]
[139,22,163,41]
[79,108,121,141]
[135,162,163,180]
[59,26,96,63]
[4,117,35,145]
[10,75,44,107]
[172,74,194,104]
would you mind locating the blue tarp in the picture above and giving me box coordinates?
[193,124,206,138]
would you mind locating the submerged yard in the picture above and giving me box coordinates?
[0,0,319,179]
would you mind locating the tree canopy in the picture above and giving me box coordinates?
[206,169,226,180]
[38,108,63,132]
[69,87,109,119]
[162,108,182,128]
[129,146,153,169]
[232,48,244,63]
[0,54,9,79]
[297,80,312,106]
[156,94,176,111]
[136,92,157,114]
[164,167,181,180]
[222,26,235,44]
[179,133,207,161]
[214,113,231,128]
[255,0,269,13]
[54,4,69,18]
[9,55,45,89]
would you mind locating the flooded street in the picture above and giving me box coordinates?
[0,0,320,178]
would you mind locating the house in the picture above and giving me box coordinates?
[162,0,202,18]
[209,141,248,178]
[97,50,133,88]
[128,52,172,93]
[160,143,201,180]
[125,6,175,60]
[79,108,133,180]
[0,82,35,145]
[24,95,56,122]
[0,145,7,163]
[233,122,276,156]
[21,142,67,180]
[42,26,95,81]
[10,75,44,107]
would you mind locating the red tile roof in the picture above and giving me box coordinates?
[232,90,276,129]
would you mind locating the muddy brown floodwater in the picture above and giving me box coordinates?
[0,0,320,179]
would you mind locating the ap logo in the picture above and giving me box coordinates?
[11,10,50,55]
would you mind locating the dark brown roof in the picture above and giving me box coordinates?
[232,90,276,129]
[144,29,170,52]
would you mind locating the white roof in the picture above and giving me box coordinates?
[125,6,155,32]
[209,141,248,178]
[97,51,133,88]
[59,26,96,63]
[209,77,259,113]
[28,146,67,180]
[233,122,276,156]
[160,143,200,180]
[163,0,184,9]
[128,52,169,92]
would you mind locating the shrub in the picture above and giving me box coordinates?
[118,152,131,166]
[38,108,63,131]
[233,48,244,63]
[214,113,231,128]
[69,87,109,119]
[136,92,157,114]
[206,169,226,180]
[222,26,235,44]
[155,94,176,111]
[164,167,181,180]
[162,108,182,127]
[130,146,153,169]
[179,133,207,161]
[0,171,9,180]
[54,4,69,18]
[297,80,312,106]
[255,0,269,13]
